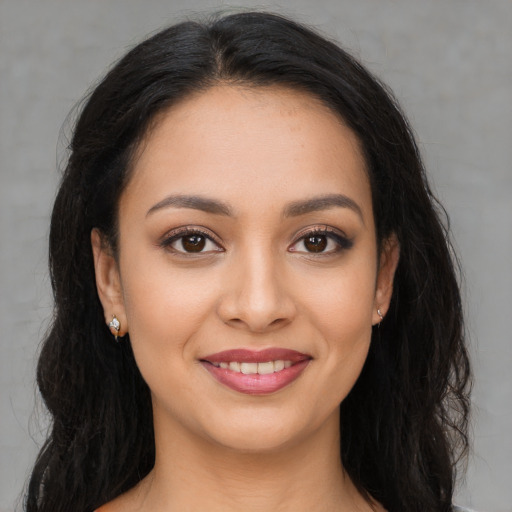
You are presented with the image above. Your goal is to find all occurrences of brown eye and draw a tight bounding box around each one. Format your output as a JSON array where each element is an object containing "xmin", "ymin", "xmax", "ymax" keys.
[
  {"xmin": 289, "ymin": 228, "xmax": 353, "ymax": 255},
  {"xmin": 304, "ymin": 235, "xmax": 328, "ymax": 253},
  {"xmin": 181, "ymin": 234, "xmax": 206, "ymax": 252},
  {"xmin": 162, "ymin": 229, "xmax": 223, "ymax": 255}
]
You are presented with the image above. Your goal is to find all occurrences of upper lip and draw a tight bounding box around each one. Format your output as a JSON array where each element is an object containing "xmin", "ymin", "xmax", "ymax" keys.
[{"xmin": 201, "ymin": 348, "xmax": 311, "ymax": 364}]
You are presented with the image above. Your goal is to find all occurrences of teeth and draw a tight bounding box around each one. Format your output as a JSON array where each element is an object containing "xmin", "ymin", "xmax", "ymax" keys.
[
  {"xmin": 213, "ymin": 360, "xmax": 294, "ymax": 374},
  {"xmin": 240, "ymin": 362, "xmax": 258, "ymax": 374},
  {"xmin": 257, "ymin": 361, "xmax": 275, "ymax": 375},
  {"xmin": 274, "ymin": 360, "xmax": 285, "ymax": 372},
  {"xmin": 229, "ymin": 361, "xmax": 241, "ymax": 372}
]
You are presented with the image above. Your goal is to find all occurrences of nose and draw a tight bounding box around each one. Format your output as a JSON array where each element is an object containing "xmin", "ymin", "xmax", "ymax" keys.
[{"xmin": 216, "ymin": 249, "xmax": 297, "ymax": 333}]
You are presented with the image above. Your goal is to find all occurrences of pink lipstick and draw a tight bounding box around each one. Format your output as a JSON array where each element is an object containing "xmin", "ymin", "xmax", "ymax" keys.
[{"xmin": 200, "ymin": 348, "xmax": 311, "ymax": 395}]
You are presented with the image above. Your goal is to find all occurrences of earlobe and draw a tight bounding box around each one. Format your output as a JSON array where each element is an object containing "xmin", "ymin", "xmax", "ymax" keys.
[
  {"xmin": 91, "ymin": 229, "xmax": 128, "ymax": 336},
  {"xmin": 373, "ymin": 234, "xmax": 400, "ymax": 325}
]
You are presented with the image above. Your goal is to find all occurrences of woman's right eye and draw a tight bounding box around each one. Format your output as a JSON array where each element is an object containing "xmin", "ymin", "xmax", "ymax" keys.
[{"xmin": 161, "ymin": 230, "xmax": 223, "ymax": 254}]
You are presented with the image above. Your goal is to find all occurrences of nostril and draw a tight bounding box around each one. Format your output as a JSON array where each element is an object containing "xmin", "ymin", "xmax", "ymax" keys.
[
  {"xmin": 225, "ymin": 318, "xmax": 245, "ymax": 328},
  {"xmin": 216, "ymin": 284, "xmax": 297, "ymax": 333}
]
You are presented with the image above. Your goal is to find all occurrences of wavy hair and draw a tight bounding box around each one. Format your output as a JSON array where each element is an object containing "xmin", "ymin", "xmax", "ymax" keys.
[{"xmin": 26, "ymin": 11, "xmax": 471, "ymax": 512}]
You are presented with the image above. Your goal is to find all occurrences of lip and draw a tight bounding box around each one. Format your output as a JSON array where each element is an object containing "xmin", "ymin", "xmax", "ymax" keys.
[
  {"xmin": 201, "ymin": 348, "xmax": 310, "ymax": 364},
  {"xmin": 200, "ymin": 348, "xmax": 312, "ymax": 395}
]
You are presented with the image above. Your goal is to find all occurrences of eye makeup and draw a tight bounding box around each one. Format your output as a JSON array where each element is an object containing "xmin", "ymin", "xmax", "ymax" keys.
[
  {"xmin": 289, "ymin": 226, "xmax": 353, "ymax": 255},
  {"xmin": 158, "ymin": 226, "xmax": 224, "ymax": 255},
  {"xmin": 158, "ymin": 224, "xmax": 353, "ymax": 257}
]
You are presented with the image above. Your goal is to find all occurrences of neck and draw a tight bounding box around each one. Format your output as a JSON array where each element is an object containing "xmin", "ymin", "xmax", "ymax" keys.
[{"xmin": 125, "ymin": 408, "xmax": 376, "ymax": 512}]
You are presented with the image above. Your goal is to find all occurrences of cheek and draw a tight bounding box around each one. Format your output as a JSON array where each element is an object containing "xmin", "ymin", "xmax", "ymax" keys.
[
  {"xmin": 305, "ymin": 259, "xmax": 377, "ymax": 342},
  {"xmin": 118, "ymin": 251, "xmax": 219, "ymax": 371},
  {"xmin": 297, "ymin": 254, "xmax": 377, "ymax": 399}
]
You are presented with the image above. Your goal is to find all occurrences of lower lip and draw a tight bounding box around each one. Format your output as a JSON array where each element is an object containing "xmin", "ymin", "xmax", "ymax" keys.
[{"xmin": 201, "ymin": 360, "xmax": 310, "ymax": 395}]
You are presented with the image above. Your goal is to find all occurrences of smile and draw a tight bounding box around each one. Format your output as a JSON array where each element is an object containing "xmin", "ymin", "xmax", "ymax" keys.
[
  {"xmin": 211, "ymin": 360, "xmax": 293, "ymax": 374},
  {"xmin": 200, "ymin": 348, "xmax": 311, "ymax": 395}
]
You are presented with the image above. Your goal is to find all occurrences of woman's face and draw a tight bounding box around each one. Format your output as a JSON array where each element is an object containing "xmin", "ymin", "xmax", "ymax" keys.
[{"xmin": 93, "ymin": 85, "xmax": 398, "ymax": 452}]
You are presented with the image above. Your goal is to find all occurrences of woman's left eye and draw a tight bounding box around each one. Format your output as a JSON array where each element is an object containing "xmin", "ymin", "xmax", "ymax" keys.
[{"xmin": 289, "ymin": 230, "xmax": 352, "ymax": 254}]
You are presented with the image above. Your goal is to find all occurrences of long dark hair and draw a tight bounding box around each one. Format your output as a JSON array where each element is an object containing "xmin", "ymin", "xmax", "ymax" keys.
[{"xmin": 26, "ymin": 11, "xmax": 471, "ymax": 512}]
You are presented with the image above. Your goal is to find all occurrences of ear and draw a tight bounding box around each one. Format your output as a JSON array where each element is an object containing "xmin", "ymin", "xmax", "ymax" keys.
[
  {"xmin": 91, "ymin": 228, "xmax": 128, "ymax": 336},
  {"xmin": 372, "ymin": 234, "xmax": 400, "ymax": 325}
]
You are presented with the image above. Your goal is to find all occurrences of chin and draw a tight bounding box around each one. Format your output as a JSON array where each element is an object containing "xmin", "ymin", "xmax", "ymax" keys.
[
  {"xmin": 208, "ymin": 426, "xmax": 305, "ymax": 454},
  {"xmin": 198, "ymin": 404, "xmax": 337, "ymax": 455}
]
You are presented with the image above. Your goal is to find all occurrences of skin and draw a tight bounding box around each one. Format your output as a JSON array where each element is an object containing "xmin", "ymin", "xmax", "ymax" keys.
[{"xmin": 92, "ymin": 85, "xmax": 399, "ymax": 512}]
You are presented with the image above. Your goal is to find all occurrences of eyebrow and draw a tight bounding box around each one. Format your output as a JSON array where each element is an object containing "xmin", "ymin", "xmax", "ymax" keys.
[
  {"xmin": 146, "ymin": 193, "xmax": 363, "ymax": 221},
  {"xmin": 283, "ymin": 194, "xmax": 363, "ymax": 220},
  {"xmin": 146, "ymin": 195, "xmax": 233, "ymax": 217}
]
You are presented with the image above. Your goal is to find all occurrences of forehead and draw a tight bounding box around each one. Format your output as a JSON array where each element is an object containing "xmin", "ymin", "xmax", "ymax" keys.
[{"xmin": 123, "ymin": 84, "xmax": 372, "ymax": 222}]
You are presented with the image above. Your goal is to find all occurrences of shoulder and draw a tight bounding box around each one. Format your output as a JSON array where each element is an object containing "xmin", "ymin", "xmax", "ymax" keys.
[{"xmin": 453, "ymin": 506, "xmax": 478, "ymax": 512}]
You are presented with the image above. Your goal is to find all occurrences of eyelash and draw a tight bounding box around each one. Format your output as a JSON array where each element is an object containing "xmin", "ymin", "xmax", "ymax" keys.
[
  {"xmin": 289, "ymin": 227, "xmax": 353, "ymax": 255},
  {"xmin": 159, "ymin": 227, "xmax": 222, "ymax": 255},
  {"xmin": 159, "ymin": 226, "xmax": 353, "ymax": 256}
]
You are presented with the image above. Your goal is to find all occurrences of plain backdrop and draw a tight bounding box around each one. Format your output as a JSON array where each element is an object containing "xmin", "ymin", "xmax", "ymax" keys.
[{"xmin": 1, "ymin": 1, "xmax": 511, "ymax": 511}]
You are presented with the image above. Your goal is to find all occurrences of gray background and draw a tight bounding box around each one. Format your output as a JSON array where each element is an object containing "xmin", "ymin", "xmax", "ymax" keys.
[{"xmin": 1, "ymin": 1, "xmax": 511, "ymax": 511}]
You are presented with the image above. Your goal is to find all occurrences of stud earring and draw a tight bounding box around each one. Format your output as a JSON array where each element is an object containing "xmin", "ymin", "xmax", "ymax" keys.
[
  {"xmin": 377, "ymin": 309, "xmax": 384, "ymax": 322},
  {"xmin": 108, "ymin": 315, "xmax": 121, "ymax": 342}
]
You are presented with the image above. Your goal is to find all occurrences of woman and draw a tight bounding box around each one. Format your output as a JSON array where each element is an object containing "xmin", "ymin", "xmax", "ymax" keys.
[{"xmin": 26, "ymin": 11, "xmax": 471, "ymax": 512}]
